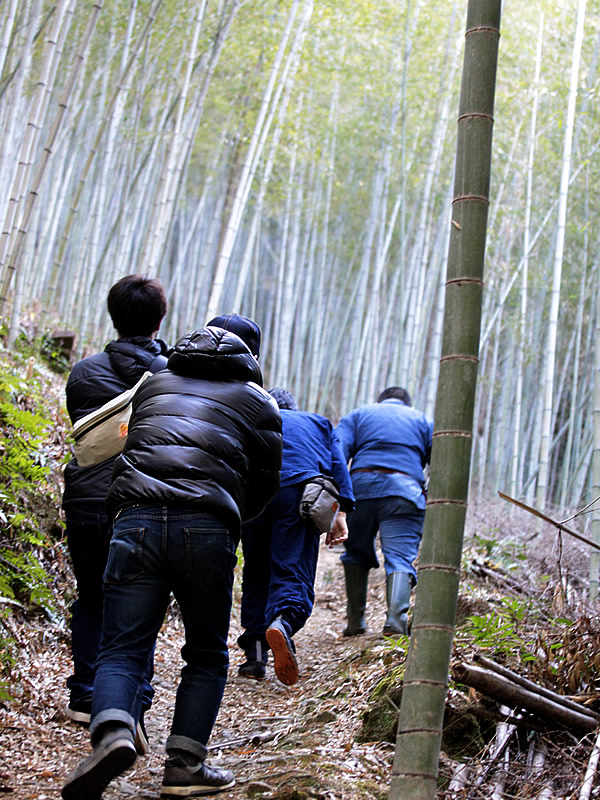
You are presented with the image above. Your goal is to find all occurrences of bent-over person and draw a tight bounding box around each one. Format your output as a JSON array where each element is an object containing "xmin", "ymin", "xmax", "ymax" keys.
[{"xmin": 62, "ymin": 322, "xmax": 282, "ymax": 800}]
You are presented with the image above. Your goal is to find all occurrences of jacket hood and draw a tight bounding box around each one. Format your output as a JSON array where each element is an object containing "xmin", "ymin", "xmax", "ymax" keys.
[
  {"xmin": 167, "ymin": 327, "xmax": 263, "ymax": 386},
  {"xmin": 105, "ymin": 337, "xmax": 168, "ymax": 382}
]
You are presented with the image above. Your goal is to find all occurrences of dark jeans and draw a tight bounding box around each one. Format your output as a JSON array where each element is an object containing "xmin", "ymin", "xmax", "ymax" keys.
[
  {"xmin": 239, "ymin": 484, "xmax": 319, "ymax": 653},
  {"xmin": 65, "ymin": 504, "xmax": 154, "ymax": 709},
  {"xmin": 90, "ymin": 506, "xmax": 237, "ymax": 758},
  {"xmin": 341, "ymin": 495, "xmax": 425, "ymax": 580}
]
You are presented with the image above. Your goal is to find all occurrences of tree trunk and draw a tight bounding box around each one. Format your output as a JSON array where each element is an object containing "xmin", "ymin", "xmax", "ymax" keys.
[{"xmin": 389, "ymin": 3, "xmax": 501, "ymax": 798}]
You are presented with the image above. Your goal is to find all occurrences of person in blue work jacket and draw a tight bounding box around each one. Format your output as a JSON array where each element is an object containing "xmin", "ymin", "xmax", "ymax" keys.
[
  {"xmin": 335, "ymin": 386, "xmax": 433, "ymax": 637},
  {"xmin": 238, "ymin": 387, "xmax": 355, "ymax": 686}
]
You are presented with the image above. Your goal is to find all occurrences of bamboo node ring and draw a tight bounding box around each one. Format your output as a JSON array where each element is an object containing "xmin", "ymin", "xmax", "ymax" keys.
[
  {"xmin": 417, "ymin": 564, "xmax": 460, "ymax": 574},
  {"xmin": 457, "ymin": 112, "xmax": 494, "ymax": 123},
  {"xmin": 438, "ymin": 354, "xmax": 479, "ymax": 363},
  {"xmin": 395, "ymin": 728, "xmax": 444, "ymax": 736},
  {"xmin": 391, "ymin": 771, "xmax": 438, "ymax": 781},
  {"xmin": 465, "ymin": 25, "xmax": 500, "ymax": 36},
  {"xmin": 445, "ymin": 277, "xmax": 483, "ymax": 286},
  {"xmin": 402, "ymin": 678, "xmax": 449, "ymax": 687},
  {"xmin": 452, "ymin": 194, "xmax": 489, "ymax": 204}
]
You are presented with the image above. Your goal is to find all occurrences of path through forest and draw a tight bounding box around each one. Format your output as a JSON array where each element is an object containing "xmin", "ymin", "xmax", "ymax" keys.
[{"xmin": 1, "ymin": 543, "xmax": 394, "ymax": 800}]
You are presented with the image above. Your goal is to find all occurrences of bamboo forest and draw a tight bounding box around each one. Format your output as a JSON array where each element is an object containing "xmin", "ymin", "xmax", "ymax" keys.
[
  {"xmin": 0, "ymin": 0, "xmax": 598, "ymax": 511},
  {"xmin": 3, "ymin": 1, "xmax": 600, "ymax": 798}
]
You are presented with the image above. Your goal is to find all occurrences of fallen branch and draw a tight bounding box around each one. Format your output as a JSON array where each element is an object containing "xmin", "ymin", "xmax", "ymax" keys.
[
  {"xmin": 474, "ymin": 656, "xmax": 600, "ymax": 722},
  {"xmin": 208, "ymin": 725, "xmax": 289, "ymax": 750},
  {"xmin": 470, "ymin": 559, "xmax": 526, "ymax": 593},
  {"xmin": 498, "ymin": 492, "xmax": 600, "ymax": 551},
  {"xmin": 453, "ymin": 663, "xmax": 599, "ymax": 732}
]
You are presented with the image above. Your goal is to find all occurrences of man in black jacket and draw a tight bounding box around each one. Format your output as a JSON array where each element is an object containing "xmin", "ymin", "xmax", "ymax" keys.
[
  {"xmin": 62, "ymin": 321, "xmax": 282, "ymax": 800},
  {"xmin": 62, "ymin": 275, "xmax": 168, "ymax": 733}
]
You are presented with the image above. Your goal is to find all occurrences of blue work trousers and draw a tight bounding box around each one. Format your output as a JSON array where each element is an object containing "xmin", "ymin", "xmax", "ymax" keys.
[
  {"xmin": 239, "ymin": 484, "xmax": 319, "ymax": 652},
  {"xmin": 65, "ymin": 504, "xmax": 154, "ymax": 709},
  {"xmin": 90, "ymin": 506, "xmax": 236, "ymax": 758},
  {"xmin": 341, "ymin": 496, "xmax": 425, "ymax": 581}
]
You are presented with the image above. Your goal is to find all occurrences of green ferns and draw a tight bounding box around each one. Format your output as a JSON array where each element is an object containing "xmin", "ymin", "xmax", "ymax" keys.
[{"xmin": 0, "ymin": 365, "xmax": 66, "ymax": 692}]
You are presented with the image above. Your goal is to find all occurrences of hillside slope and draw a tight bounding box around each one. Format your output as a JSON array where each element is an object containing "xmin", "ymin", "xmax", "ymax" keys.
[{"xmin": 1, "ymin": 352, "xmax": 599, "ymax": 799}]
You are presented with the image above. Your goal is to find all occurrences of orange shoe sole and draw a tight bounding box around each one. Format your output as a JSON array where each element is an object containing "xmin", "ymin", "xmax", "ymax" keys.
[{"xmin": 265, "ymin": 626, "xmax": 299, "ymax": 686}]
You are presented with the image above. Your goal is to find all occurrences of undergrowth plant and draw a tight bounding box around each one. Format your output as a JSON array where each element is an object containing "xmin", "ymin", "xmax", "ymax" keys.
[
  {"xmin": 0, "ymin": 358, "xmax": 67, "ymax": 697},
  {"xmin": 457, "ymin": 597, "xmax": 539, "ymax": 662}
]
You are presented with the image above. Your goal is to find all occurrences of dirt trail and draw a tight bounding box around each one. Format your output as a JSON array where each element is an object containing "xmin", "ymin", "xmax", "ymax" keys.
[{"xmin": 1, "ymin": 543, "xmax": 394, "ymax": 800}]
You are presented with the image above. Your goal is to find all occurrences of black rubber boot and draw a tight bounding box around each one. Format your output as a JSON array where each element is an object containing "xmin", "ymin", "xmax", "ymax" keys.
[
  {"xmin": 342, "ymin": 563, "xmax": 369, "ymax": 636},
  {"xmin": 382, "ymin": 571, "xmax": 413, "ymax": 636}
]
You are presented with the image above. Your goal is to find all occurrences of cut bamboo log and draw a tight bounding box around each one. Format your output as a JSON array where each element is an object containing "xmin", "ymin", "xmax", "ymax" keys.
[
  {"xmin": 453, "ymin": 663, "xmax": 599, "ymax": 732},
  {"xmin": 490, "ymin": 746, "xmax": 509, "ymax": 800},
  {"xmin": 536, "ymin": 775, "xmax": 556, "ymax": 797},
  {"xmin": 474, "ymin": 656, "xmax": 600, "ymax": 722},
  {"xmin": 448, "ymin": 761, "xmax": 469, "ymax": 795},
  {"xmin": 469, "ymin": 705, "xmax": 519, "ymax": 797},
  {"xmin": 579, "ymin": 728, "xmax": 600, "ymax": 800}
]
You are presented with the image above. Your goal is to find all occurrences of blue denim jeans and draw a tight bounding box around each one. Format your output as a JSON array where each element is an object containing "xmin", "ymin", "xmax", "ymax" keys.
[
  {"xmin": 341, "ymin": 496, "xmax": 425, "ymax": 580},
  {"xmin": 239, "ymin": 484, "xmax": 319, "ymax": 652},
  {"xmin": 90, "ymin": 506, "xmax": 237, "ymax": 758},
  {"xmin": 65, "ymin": 504, "xmax": 154, "ymax": 709}
]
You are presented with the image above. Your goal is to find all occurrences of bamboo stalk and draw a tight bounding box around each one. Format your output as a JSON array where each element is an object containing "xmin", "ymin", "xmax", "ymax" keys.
[
  {"xmin": 536, "ymin": 0, "xmax": 587, "ymax": 509},
  {"xmin": 390, "ymin": 4, "xmax": 502, "ymax": 798},
  {"xmin": 206, "ymin": 0, "xmax": 306, "ymax": 320}
]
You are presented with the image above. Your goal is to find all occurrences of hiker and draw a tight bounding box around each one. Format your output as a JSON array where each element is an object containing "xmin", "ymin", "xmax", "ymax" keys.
[
  {"xmin": 237, "ymin": 387, "xmax": 354, "ymax": 686},
  {"xmin": 335, "ymin": 387, "xmax": 433, "ymax": 637},
  {"xmin": 61, "ymin": 318, "xmax": 282, "ymax": 799},
  {"xmin": 62, "ymin": 275, "xmax": 169, "ymax": 735}
]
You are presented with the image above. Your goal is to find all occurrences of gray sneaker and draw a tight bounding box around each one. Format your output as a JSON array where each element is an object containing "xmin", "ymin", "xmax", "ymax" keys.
[
  {"xmin": 61, "ymin": 726, "xmax": 136, "ymax": 800},
  {"xmin": 160, "ymin": 756, "xmax": 235, "ymax": 796}
]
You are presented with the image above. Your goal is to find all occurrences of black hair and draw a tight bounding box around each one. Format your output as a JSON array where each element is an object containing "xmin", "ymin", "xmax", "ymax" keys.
[
  {"xmin": 376, "ymin": 386, "xmax": 411, "ymax": 405},
  {"xmin": 107, "ymin": 274, "xmax": 167, "ymax": 337},
  {"xmin": 268, "ymin": 387, "xmax": 298, "ymax": 410}
]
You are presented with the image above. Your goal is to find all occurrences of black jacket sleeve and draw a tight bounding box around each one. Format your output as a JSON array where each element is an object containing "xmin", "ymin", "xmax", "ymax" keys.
[{"xmin": 243, "ymin": 396, "xmax": 282, "ymax": 522}]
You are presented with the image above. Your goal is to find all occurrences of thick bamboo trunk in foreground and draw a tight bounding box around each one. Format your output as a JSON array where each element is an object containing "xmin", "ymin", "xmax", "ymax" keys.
[{"xmin": 389, "ymin": 3, "xmax": 501, "ymax": 799}]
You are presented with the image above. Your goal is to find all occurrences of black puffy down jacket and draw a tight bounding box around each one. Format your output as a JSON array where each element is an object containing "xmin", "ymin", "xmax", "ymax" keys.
[
  {"xmin": 106, "ymin": 327, "xmax": 282, "ymax": 534},
  {"xmin": 62, "ymin": 337, "xmax": 169, "ymax": 509}
]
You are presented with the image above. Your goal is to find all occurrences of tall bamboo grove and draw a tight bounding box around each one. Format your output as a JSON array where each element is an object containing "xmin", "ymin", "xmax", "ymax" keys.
[{"xmin": 389, "ymin": 2, "xmax": 501, "ymax": 799}]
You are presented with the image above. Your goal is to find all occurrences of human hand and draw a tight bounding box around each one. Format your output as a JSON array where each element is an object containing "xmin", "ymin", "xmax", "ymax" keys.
[{"xmin": 326, "ymin": 511, "xmax": 348, "ymax": 548}]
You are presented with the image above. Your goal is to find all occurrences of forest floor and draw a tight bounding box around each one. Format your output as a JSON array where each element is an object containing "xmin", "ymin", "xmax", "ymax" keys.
[
  {"xmin": 2, "ymin": 541, "xmax": 399, "ymax": 800},
  {"xmin": 2, "ymin": 355, "xmax": 600, "ymax": 799},
  {"xmin": 4, "ymin": 503, "xmax": 600, "ymax": 800}
]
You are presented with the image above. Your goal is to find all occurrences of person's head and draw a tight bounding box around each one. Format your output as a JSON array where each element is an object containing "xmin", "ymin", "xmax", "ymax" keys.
[
  {"xmin": 207, "ymin": 313, "xmax": 261, "ymax": 358},
  {"xmin": 268, "ymin": 387, "xmax": 298, "ymax": 410},
  {"xmin": 376, "ymin": 386, "xmax": 411, "ymax": 406},
  {"xmin": 107, "ymin": 274, "xmax": 167, "ymax": 337}
]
